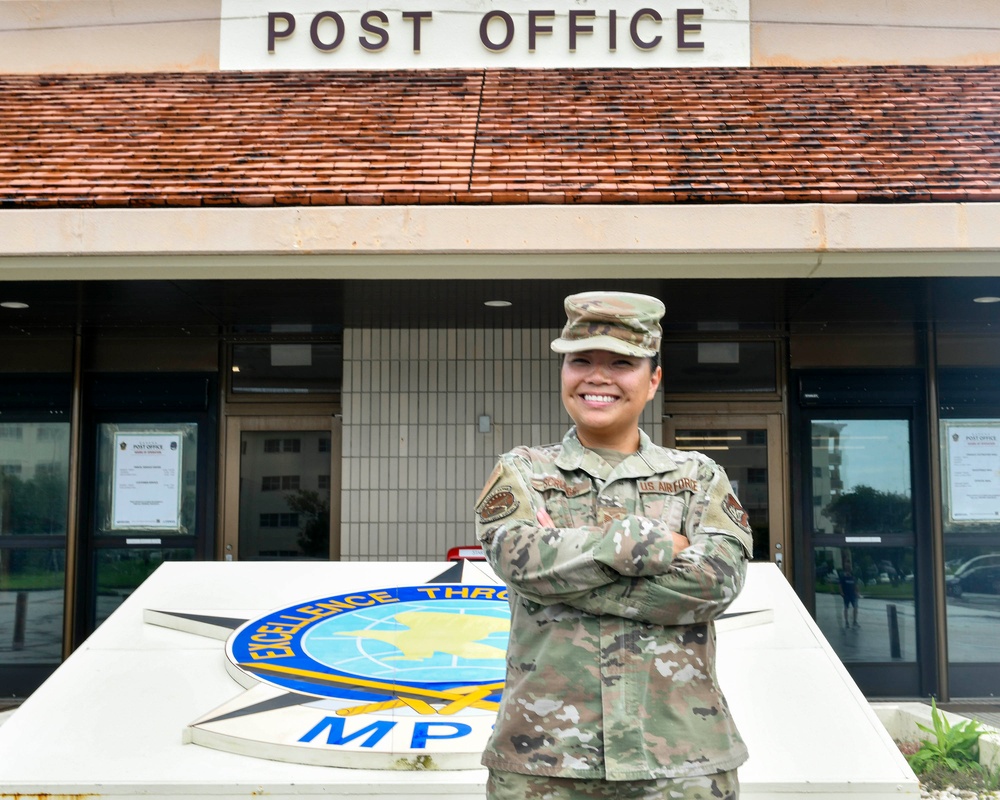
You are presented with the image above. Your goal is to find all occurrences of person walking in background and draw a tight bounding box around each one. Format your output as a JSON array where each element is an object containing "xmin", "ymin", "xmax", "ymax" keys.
[
  {"xmin": 840, "ymin": 564, "xmax": 860, "ymax": 628},
  {"xmin": 474, "ymin": 291, "xmax": 753, "ymax": 800}
]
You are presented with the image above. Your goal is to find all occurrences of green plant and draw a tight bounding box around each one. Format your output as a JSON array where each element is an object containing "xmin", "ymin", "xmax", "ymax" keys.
[{"xmin": 906, "ymin": 697, "xmax": 984, "ymax": 776}]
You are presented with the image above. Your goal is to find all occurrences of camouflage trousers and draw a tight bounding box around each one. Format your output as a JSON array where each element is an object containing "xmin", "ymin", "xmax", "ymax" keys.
[{"xmin": 486, "ymin": 768, "xmax": 739, "ymax": 800}]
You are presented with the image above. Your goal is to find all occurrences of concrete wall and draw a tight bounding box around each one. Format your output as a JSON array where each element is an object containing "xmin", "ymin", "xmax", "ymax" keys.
[
  {"xmin": 0, "ymin": 0, "xmax": 221, "ymax": 72},
  {"xmin": 0, "ymin": 0, "xmax": 998, "ymax": 73},
  {"xmin": 751, "ymin": 0, "xmax": 1000, "ymax": 66},
  {"xmin": 340, "ymin": 326, "xmax": 663, "ymax": 560}
]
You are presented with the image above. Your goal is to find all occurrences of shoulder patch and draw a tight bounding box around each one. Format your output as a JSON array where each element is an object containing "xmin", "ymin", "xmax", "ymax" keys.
[
  {"xmin": 721, "ymin": 493, "xmax": 752, "ymax": 535},
  {"xmin": 477, "ymin": 486, "xmax": 520, "ymax": 524}
]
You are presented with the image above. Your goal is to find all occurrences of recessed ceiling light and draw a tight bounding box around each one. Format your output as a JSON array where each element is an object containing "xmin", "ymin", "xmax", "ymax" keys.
[
  {"xmin": 484, "ymin": 300, "xmax": 512, "ymax": 308},
  {"xmin": 0, "ymin": 301, "xmax": 28, "ymax": 309},
  {"xmin": 231, "ymin": 366, "xmax": 241, "ymax": 373},
  {"xmin": 973, "ymin": 296, "xmax": 1000, "ymax": 304}
]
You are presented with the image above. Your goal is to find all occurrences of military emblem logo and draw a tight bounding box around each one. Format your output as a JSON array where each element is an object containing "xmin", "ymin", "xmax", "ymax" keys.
[
  {"xmin": 722, "ymin": 493, "xmax": 752, "ymax": 535},
  {"xmin": 227, "ymin": 585, "xmax": 509, "ymax": 708},
  {"xmin": 146, "ymin": 573, "xmax": 510, "ymax": 770},
  {"xmin": 477, "ymin": 486, "xmax": 519, "ymax": 523}
]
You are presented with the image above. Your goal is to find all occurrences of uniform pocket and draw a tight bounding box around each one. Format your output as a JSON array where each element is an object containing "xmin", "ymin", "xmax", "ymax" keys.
[
  {"xmin": 530, "ymin": 475, "xmax": 594, "ymax": 528},
  {"xmin": 635, "ymin": 485, "xmax": 691, "ymax": 533}
]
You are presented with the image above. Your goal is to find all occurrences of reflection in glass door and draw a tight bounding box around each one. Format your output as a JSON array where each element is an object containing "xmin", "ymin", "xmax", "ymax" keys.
[
  {"xmin": 239, "ymin": 431, "xmax": 331, "ymax": 560},
  {"xmin": 0, "ymin": 420, "xmax": 70, "ymax": 693},
  {"xmin": 224, "ymin": 417, "xmax": 341, "ymax": 562},
  {"xmin": 807, "ymin": 419, "xmax": 917, "ymax": 668}
]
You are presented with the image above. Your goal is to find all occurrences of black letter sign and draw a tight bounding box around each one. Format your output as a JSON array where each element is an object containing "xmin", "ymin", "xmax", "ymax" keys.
[
  {"xmin": 528, "ymin": 10, "xmax": 555, "ymax": 51},
  {"xmin": 402, "ymin": 11, "xmax": 433, "ymax": 52},
  {"xmin": 677, "ymin": 8, "xmax": 704, "ymax": 50},
  {"xmin": 630, "ymin": 8, "xmax": 662, "ymax": 50},
  {"xmin": 310, "ymin": 11, "xmax": 345, "ymax": 51},
  {"xmin": 268, "ymin": 12, "xmax": 296, "ymax": 53},
  {"xmin": 480, "ymin": 10, "xmax": 514, "ymax": 52},
  {"xmin": 360, "ymin": 10, "xmax": 390, "ymax": 51},
  {"xmin": 569, "ymin": 10, "xmax": 595, "ymax": 51}
]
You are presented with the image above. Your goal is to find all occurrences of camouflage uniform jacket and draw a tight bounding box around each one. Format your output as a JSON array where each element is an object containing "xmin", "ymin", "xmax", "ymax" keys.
[{"xmin": 474, "ymin": 427, "xmax": 753, "ymax": 781}]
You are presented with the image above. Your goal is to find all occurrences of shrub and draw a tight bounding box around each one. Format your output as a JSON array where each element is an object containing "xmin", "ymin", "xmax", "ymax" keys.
[
  {"xmin": 904, "ymin": 698, "xmax": 1000, "ymax": 792},
  {"xmin": 906, "ymin": 697, "xmax": 983, "ymax": 776}
]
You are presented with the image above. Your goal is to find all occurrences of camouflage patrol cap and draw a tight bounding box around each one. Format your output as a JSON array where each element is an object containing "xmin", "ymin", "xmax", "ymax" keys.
[{"xmin": 551, "ymin": 291, "xmax": 665, "ymax": 358}]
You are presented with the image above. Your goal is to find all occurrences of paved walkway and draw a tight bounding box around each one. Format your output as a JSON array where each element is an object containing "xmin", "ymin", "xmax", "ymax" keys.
[{"xmin": 939, "ymin": 702, "xmax": 1000, "ymax": 729}]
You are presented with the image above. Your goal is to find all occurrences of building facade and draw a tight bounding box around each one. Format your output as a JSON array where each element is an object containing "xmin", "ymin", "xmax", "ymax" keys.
[{"xmin": 1, "ymin": 1, "xmax": 999, "ymax": 702}]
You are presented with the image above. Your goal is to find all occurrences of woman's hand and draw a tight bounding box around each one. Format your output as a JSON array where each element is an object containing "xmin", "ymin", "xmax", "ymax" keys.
[{"xmin": 536, "ymin": 508, "xmax": 555, "ymax": 527}]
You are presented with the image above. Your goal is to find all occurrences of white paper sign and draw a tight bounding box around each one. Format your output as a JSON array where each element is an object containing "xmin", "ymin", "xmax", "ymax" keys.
[
  {"xmin": 946, "ymin": 423, "xmax": 1000, "ymax": 522},
  {"xmin": 112, "ymin": 434, "xmax": 183, "ymax": 530}
]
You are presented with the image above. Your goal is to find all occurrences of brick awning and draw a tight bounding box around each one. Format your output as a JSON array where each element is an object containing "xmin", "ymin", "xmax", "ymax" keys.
[{"xmin": 1, "ymin": 66, "xmax": 999, "ymax": 207}]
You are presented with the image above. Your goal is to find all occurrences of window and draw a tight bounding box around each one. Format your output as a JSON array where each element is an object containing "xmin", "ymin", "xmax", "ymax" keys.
[
  {"xmin": 662, "ymin": 341, "xmax": 777, "ymax": 395},
  {"xmin": 34, "ymin": 464, "xmax": 62, "ymax": 479},
  {"xmin": 263, "ymin": 438, "xmax": 301, "ymax": 453},
  {"xmin": 261, "ymin": 475, "xmax": 301, "ymax": 491},
  {"xmin": 317, "ymin": 474, "xmax": 331, "ymax": 490},
  {"xmin": 259, "ymin": 513, "xmax": 300, "ymax": 528},
  {"xmin": 318, "ymin": 437, "xmax": 331, "ymax": 453},
  {"xmin": 0, "ymin": 425, "xmax": 23, "ymax": 440},
  {"xmin": 229, "ymin": 340, "xmax": 342, "ymax": 397}
]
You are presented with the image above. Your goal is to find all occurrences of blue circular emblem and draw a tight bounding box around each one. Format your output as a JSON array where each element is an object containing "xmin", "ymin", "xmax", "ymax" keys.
[{"xmin": 227, "ymin": 585, "xmax": 509, "ymax": 705}]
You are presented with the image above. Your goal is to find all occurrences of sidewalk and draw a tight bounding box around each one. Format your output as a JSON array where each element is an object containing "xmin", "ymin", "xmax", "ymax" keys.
[{"xmin": 940, "ymin": 702, "xmax": 1000, "ymax": 730}]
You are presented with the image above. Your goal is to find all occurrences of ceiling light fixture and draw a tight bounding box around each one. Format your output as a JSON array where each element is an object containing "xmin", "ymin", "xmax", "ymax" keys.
[
  {"xmin": 0, "ymin": 301, "xmax": 28, "ymax": 309},
  {"xmin": 973, "ymin": 296, "xmax": 1000, "ymax": 304},
  {"xmin": 484, "ymin": 300, "xmax": 512, "ymax": 308}
]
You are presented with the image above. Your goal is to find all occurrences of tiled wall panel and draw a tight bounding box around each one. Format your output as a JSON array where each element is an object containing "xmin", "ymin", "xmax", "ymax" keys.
[{"xmin": 341, "ymin": 327, "xmax": 662, "ymax": 561}]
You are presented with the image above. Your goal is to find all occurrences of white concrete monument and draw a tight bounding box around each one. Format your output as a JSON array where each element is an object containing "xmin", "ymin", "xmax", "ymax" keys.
[{"xmin": 0, "ymin": 561, "xmax": 918, "ymax": 798}]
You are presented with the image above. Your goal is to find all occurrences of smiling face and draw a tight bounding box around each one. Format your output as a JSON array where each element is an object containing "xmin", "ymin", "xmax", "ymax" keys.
[{"xmin": 560, "ymin": 350, "xmax": 662, "ymax": 452}]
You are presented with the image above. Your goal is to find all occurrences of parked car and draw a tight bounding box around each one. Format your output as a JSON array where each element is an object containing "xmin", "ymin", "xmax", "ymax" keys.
[{"xmin": 946, "ymin": 554, "xmax": 1000, "ymax": 598}]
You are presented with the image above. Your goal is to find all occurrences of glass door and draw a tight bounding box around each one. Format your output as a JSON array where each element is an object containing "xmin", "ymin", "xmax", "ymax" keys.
[
  {"xmin": 0, "ymin": 415, "xmax": 71, "ymax": 695},
  {"xmin": 938, "ymin": 368, "xmax": 1000, "ymax": 697},
  {"xmin": 810, "ymin": 417, "xmax": 917, "ymax": 648},
  {"xmin": 796, "ymin": 407, "xmax": 934, "ymax": 697},
  {"xmin": 664, "ymin": 414, "xmax": 787, "ymax": 572},
  {"xmin": 77, "ymin": 374, "xmax": 217, "ymax": 645},
  {"xmin": 223, "ymin": 416, "xmax": 342, "ymax": 561}
]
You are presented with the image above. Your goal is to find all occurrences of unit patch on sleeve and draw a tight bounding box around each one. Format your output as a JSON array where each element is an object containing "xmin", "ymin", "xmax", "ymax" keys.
[
  {"xmin": 721, "ymin": 493, "xmax": 752, "ymax": 535},
  {"xmin": 477, "ymin": 486, "xmax": 519, "ymax": 524}
]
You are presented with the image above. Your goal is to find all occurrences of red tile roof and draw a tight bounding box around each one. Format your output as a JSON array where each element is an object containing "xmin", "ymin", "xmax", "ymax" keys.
[{"xmin": 1, "ymin": 66, "xmax": 998, "ymax": 207}]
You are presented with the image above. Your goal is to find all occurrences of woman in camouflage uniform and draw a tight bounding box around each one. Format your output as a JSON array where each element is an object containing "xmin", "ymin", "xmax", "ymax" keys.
[{"xmin": 475, "ymin": 291, "xmax": 753, "ymax": 799}]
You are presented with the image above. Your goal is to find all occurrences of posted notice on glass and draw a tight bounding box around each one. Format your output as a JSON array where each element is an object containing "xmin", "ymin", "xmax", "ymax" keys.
[
  {"xmin": 112, "ymin": 433, "xmax": 183, "ymax": 529},
  {"xmin": 946, "ymin": 423, "xmax": 1000, "ymax": 522}
]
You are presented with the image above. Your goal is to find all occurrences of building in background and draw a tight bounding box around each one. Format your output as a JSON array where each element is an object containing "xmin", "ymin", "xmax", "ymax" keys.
[{"xmin": 1, "ymin": 1, "xmax": 999, "ymax": 702}]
